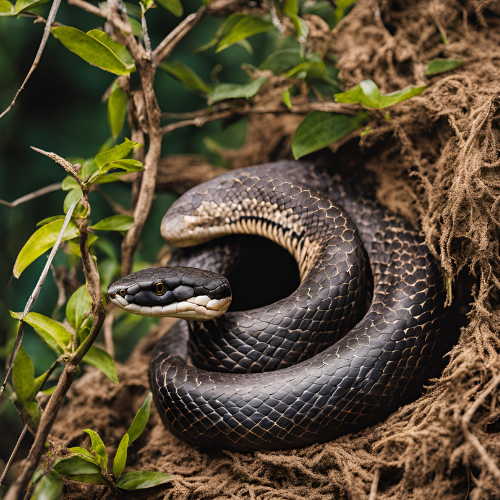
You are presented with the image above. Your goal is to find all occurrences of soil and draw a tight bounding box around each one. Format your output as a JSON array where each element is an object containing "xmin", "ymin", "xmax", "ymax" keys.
[{"xmin": 53, "ymin": 0, "xmax": 500, "ymax": 498}]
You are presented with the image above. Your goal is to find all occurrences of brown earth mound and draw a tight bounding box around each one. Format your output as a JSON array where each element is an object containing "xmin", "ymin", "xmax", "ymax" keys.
[{"xmin": 53, "ymin": 0, "xmax": 500, "ymax": 498}]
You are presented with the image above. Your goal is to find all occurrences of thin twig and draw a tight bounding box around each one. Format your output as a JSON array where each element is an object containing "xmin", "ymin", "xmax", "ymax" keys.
[
  {"xmin": 50, "ymin": 265, "xmax": 66, "ymax": 321},
  {"xmin": 30, "ymin": 148, "xmax": 85, "ymax": 190},
  {"xmin": 141, "ymin": 5, "xmax": 152, "ymax": 55},
  {"xmin": 152, "ymin": 7, "xmax": 207, "ymax": 66},
  {"xmin": 0, "ymin": 199, "xmax": 79, "ymax": 399},
  {"xmin": 0, "ymin": 183, "xmax": 62, "ymax": 208},
  {"xmin": 161, "ymin": 101, "xmax": 360, "ymax": 134},
  {"xmin": 269, "ymin": 0, "xmax": 285, "ymax": 36},
  {"xmin": 461, "ymin": 374, "xmax": 500, "ymax": 482},
  {"xmin": 0, "ymin": 0, "xmax": 62, "ymax": 120},
  {"xmin": 0, "ymin": 426, "xmax": 28, "ymax": 487}
]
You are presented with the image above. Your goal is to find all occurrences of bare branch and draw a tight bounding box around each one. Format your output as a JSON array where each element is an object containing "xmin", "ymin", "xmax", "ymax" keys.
[
  {"xmin": 368, "ymin": 467, "xmax": 381, "ymax": 500},
  {"xmin": 31, "ymin": 147, "xmax": 85, "ymax": 190},
  {"xmin": 0, "ymin": 425, "xmax": 28, "ymax": 487},
  {"xmin": 0, "ymin": 0, "xmax": 62, "ymax": 120},
  {"xmin": 0, "ymin": 183, "xmax": 61, "ymax": 208},
  {"xmin": 152, "ymin": 7, "xmax": 207, "ymax": 66}
]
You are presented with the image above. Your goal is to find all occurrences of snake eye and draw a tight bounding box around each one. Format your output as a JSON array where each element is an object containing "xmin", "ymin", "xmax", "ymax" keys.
[
  {"xmin": 154, "ymin": 282, "xmax": 165, "ymax": 296},
  {"xmin": 119, "ymin": 289, "xmax": 127, "ymax": 297}
]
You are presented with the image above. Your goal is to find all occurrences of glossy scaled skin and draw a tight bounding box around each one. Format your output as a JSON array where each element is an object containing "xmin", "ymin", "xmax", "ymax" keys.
[{"xmin": 150, "ymin": 162, "xmax": 449, "ymax": 451}]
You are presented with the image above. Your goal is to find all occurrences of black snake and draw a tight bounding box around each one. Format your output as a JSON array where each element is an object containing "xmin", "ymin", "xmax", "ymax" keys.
[{"xmin": 108, "ymin": 161, "xmax": 451, "ymax": 451}]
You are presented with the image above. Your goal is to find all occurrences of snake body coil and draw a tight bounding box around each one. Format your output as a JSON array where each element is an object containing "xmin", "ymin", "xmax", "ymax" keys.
[{"xmin": 109, "ymin": 161, "xmax": 450, "ymax": 451}]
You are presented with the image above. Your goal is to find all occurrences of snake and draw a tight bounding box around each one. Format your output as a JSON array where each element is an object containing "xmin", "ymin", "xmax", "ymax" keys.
[{"xmin": 108, "ymin": 161, "xmax": 451, "ymax": 451}]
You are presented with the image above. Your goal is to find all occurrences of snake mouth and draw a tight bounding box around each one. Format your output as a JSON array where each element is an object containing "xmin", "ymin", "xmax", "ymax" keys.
[{"xmin": 108, "ymin": 266, "xmax": 232, "ymax": 321}]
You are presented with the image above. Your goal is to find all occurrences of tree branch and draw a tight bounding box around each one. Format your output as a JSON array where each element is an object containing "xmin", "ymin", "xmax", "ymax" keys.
[
  {"xmin": 0, "ymin": 183, "xmax": 62, "ymax": 208},
  {"xmin": 0, "ymin": 0, "xmax": 62, "ymax": 120},
  {"xmin": 152, "ymin": 7, "xmax": 207, "ymax": 66}
]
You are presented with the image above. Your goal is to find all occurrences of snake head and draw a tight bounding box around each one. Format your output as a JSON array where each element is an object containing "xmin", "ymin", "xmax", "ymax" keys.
[{"xmin": 108, "ymin": 266, "xmax": 232, "ymax": 320}]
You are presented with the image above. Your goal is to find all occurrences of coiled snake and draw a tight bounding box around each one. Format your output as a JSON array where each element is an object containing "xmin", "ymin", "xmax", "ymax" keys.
[{"xmin": 108, "ymin": 161, "xmax": 450, "ymax": 451}]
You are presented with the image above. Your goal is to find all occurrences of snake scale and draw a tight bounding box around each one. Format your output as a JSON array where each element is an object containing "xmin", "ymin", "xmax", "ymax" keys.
[{"xmin": 108, "ymin": 161, "xmax": 451, "ymax": 451}]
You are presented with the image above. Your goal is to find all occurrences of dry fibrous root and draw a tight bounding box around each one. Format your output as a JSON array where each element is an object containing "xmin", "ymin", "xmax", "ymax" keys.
[{"xmin": 51, "ymin": 0, "xmax": 500, "ymax": 499}]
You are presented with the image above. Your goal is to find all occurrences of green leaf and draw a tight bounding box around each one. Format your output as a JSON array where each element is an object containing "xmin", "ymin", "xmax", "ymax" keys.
[
  {"xmin": 160, "ymin": 61, "xmax": 213, "ymax": 95},
  {"xmin": 116, "ymin": 471, "xmax": 172, "ymax": 490},
  {"xmin": 126, "ymin": 392, "xmax": 152, "ymax": 443},
  {"xmin": 22, "ymin": 400, "xmax": 42, "ymax": 429},
  {"xmin": 36, "ymin": 216, "xmax": 65, "ymax": 227},
  {"xmin": 10, "ymin": 311, "xmax": 72, "ymax": 354},
  {"xmin": 292, "ymin": 111, "xmax": 370, "ymax": 159},
  {"xmin": 63, "ymin": 188, "xmax": 83, "ymax": 214},
  {"xmin": 13, "ymin": 0, "xmax": 50, "ymax": 14},
  {"xmin": 64, "ymin": 474, "xmax": 107, "ymax": 485},
  {"xmin": 89, "ymin": 215, "xmax": 134, "ymax": 232},
  {"xmin": 81, "ymin": 159, "xmax": 99, "ymax": 182},
  {"xmin": 195, "ymin": 14, "xmax": 245, "ymax": 53},
  {"xmin": 66, "ymin": 285, "xmax": 92, "ymax": 333},
  {"xmin": 54, "ymin": 456, "xmax": 101, "ymax": 476},
  {"xmin": 32, "ymin": 470, "xmax": 63, "ymax": 500},
  {"xmin": 67, "ymin": 233, "xmax": 98, "ymax": 258},
  {"xmin": 286, "ymin": 61, "xmax": 332, "ymax": 83},
  {"xmin": 425, "ymin": 58, "xmax": 463, "ymax": 76},
  {"xmin": 98, "ymin": 159, "xmax": 144, "ymax": 174},
  {"xmin": 34, "ymin": 369, "xmax": 51, "ymax": 395},
  {"xmin": 289, "ymin": 15, "xmax": 308, "ymax": 42},
  {"xmin": 13, "ymin": 346, "xmax": 36, "ymax": 405},
  {"xmin": 281, "ymin": 89, "xmax": 292, "ymax": 110},
  {"xmin": 217, "ymin": 15, "xmax": 273, "ymax": 52},
  {"xmin": 69, "ymin": 447, "xmax": 99, "ymax": 464},
  {"xmin": 332, "ymin": 0, "xmax": 356, "ymax": 26},
  {"xmin": 51, "ymin": 27, "xmax": 132, "ymax": 76},
  {"xmin": 208, "ymin": 77, "xmax": 268, "ymax": 104},
  {"xmin": 156, "ymin": 0, "xmax": 182, "ymax": 16},
  {"xmin": 0, "ymin": 0, "xmax": 14, "ymax": 16},
  {"xmin": 61, "ymin": 176, "xmax": 80, "ymax": 191},
  {"xmin": 108, "ymin": 83, "xmax": 128, "ymax": 139},
  {"xmin": 84, "ymin": 429, "xmax": 108, "ymax": 470},
  {"xmin": 259, "ymin": 49, "xmax": 302, "ymax": 74},
  {"xmin": 112, "ymin": 433, "xmax": 129, "ymax": 478},
  {"xmin": 334, "ymin": 79, "xmax": 426, "ymax": 109},
  {"xmin": 82, "ymin": 346, "xmax": 119, "ymax": 384},
  {"xmin": 282, "ymin": 0, "xmax": 298, "ymax": 16},
  {"xmin": 13, "ymin": 219, "xmax": 79, "ymax": 278},
  {"xmin": 95, "ymin": 138, "xmax": 137, "ymax": 169},
  {"xmin": 87, "ymin": 29, "xmax": 135, "ymax": 67}
]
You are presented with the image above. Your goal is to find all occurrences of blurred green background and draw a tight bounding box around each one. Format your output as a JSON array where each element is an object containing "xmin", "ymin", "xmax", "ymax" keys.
[{"xmin": 0, "ymin": 0, "xmax": 296, "ymax": 469}]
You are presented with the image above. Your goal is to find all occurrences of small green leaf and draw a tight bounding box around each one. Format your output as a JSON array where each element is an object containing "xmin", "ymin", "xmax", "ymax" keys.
[
  {"xmin": 51, "ymin": 27, "xmax": 132, "ymax": 76},
  {"xmin": 63, "ymin": 188, "xmax": 83, "ymax": 214},
  {"xmin": 259, "ymin": 49, "xmax": 302, "ymax": 74},
  {"xmin": 282, "ymin": 89, "xmax": 292, "ymax": 110},
  {"xmin": 67, "ymin": 233, "xmax": 99, "ymax": 258},
  {"xmin": 61, "ymin": 176, "xmax": 81, "ymax": 191},
  {"xmin": 332, "ymin": 0, "xmax": 356, "ymax": 26},
  {"xmin": 81, "ymin": 159, "xmax": 99, "ymax": 182},
  {"xmin": 67, "ymin": 474, "xmax": 108, "ymax": 484},
  {"xmin": 160, "ymin": 61, "xmax": 213, "ymax": 95},
  {"xmin": 22, "ymin": 400, "xmax": 42, "ymax": 430},
  {"xmin": 334, "ymin": 79, "xmax": 426, "ymax": 109},
  {"xmin": 54, "ymin": 456, "xmax": 101, "ymax": 476},
  {"xmin": 156, "ymin": 0, "xmax": 182, "ymax": 16},
  {"xmin": 95, "ymin": 139, "xmax": 137, "ymax": 169},
  {"xmin": 84, "ymin": 429, "xmax": 108, "ymax": 470},
  {"xmin": 89, "ymin": 215, "xmax": 134, "ymax": 232},
  {"xmin": 13, "ymin": 219, "xmax": 79, "ymax": 278},
  {"xmin": 98, "ymin": 159, "xmax": 144, "ymax": 174},
  {"xmin": 217, "ymin": 15, "xmax": 273, "ymax": 53},
  {"xmin": 116, "ymin": 471, "xmax": 172, "ymax": 490},
  {"xmin": 289, "ymin": 15, "xmax": 309, "ymax": 42},
  {"xmin": 208, "ymin": 77, "xmax": 268, "ymax": 104},
  {"xmin": 108, "ymin": 83, "xmax": 128, "ymax": 139},
  {"xmin": 87, "ymin": 29, "xmax": 135, "ymax": 67},
  {"xmin": 66, "ymin": 285, "xmax": 93, "ymax": 333},
  {"xmin": 13, "ymin": 346, "xmax": 36, "ymax": 405},
  {"xmin": 13, "ymin": 0, "xmax": 50, "ymax": 14},
  {"xmin": 195, "ymin": 14, "xmax": 245, "ymax": 53},
  {"xmin": 286, "ymin": 61, "xmax": 333, "ymax": 83},
  {"xmin": 126, "ymin": 392, "xmax": 152, "ymax": 443},
  {"xmin": 292, "ymin": 111, "xmax": 370, "ymax": 159},
  {"xmin": 425, "ymin": 58, "xmax": 463, "ymax": 76},
  {"xmin": 36, "ymin": 216, "xmax": 65, "ymax": 227},
  {"xmin": 32, "ymin": 470, "xmax": 63, "ymax": 500},
  {"xmin": 34, "ymin": 369, "xmax": 51, "ymax": 395},
  {"xmin": 82, "ymin": 347, "xmax": 119, "ymax": 384},
  {"xmin": 112, "ymin": 433, "xmax": 129, "ymax": 478},
  {"xmin": 282, "ymin": 0, "xmax": 298, "ymax": 16},
  {"xmin": 0, "ymin": 0, "xmax": 14, "ymax": 16},
  {"xmin": 10, "ymin": 311, "xmax": 72, "ymax": 354},
  {"xmin": 69, "ymin": 447, "xmax": 99, "ymax": 464}
]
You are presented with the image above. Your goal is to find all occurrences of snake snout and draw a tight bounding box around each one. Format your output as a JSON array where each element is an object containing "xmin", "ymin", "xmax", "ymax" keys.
[{"xmin": 108, "ymin": 266, "xmax": 232, "ymax": 320}]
